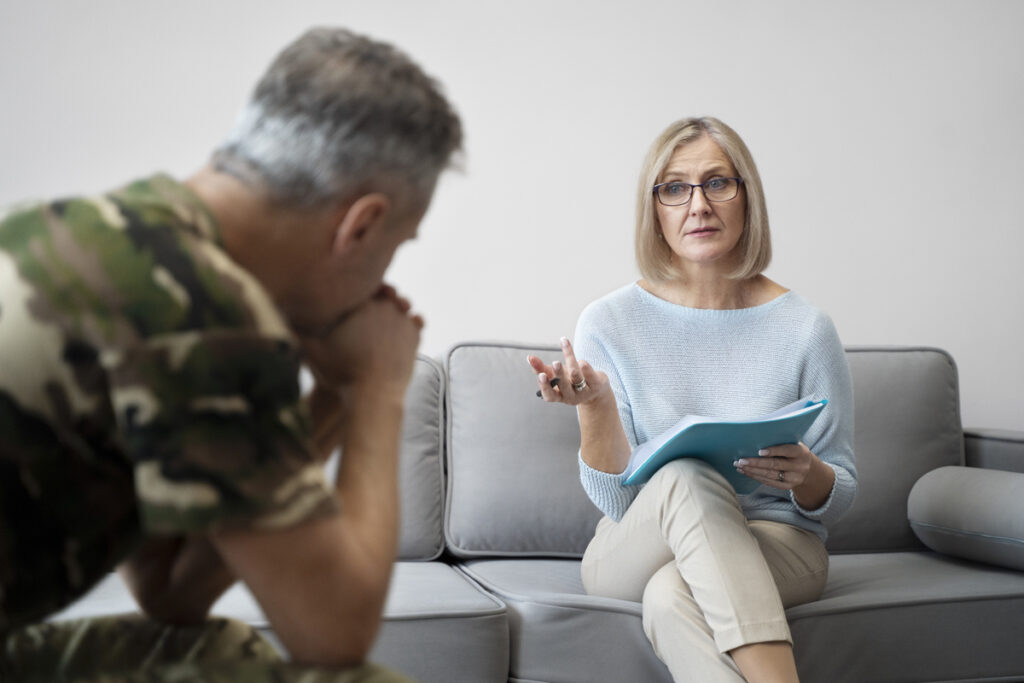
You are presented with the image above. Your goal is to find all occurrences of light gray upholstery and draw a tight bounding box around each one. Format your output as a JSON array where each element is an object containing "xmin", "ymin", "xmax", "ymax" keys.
[
  {"xmin": 397, "ymin": 356, "xmax": 447, "ymax": 560},
  {"xmin": 826, "ymin": 347, "xmax": 964, "ymax": 553},
  {"xmin": 789, "ymin": 552, "xmax": 1024, "ymax": 682},
  {"xmin": 908, "ymin": 465, "xmax": 1024, "ymax": 570},
  {"xmin": 463, "ymin": 551, "xmax": 1024, "ymax": 683},
  {"xmin": 444, "ymin": 342, "xmax": 600, "ymax": 558},
  {"xmin": 443, "ymin": 344, "xmax": 1023, "ymax": 682},
  {"xmin": 459, "ymin": 559, "xmax": 673, "ymax": 683},
  {"xmin": 965, "ymin": 427, "xmax": 1024, "ymax": 473},
  {"xmin": 371, "ymin": 563, "xmax": 509, "ymax": 683}
]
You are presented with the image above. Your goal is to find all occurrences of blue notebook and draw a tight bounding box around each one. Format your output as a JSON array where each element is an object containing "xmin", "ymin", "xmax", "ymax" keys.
[{"xmin": 620, "ymin": 397, "xmax": 828, "ymax": 494}]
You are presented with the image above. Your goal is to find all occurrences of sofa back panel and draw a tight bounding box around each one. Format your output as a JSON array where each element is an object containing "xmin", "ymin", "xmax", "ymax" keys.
[
  {"xmin": 826, "ymin": 347, "xmax": 964, "ymax": 553},
  {"xmin": 396, "ymin": 356, "xmax": 446, "ymax": 560},
  {"xmin": 965, "ymin": 429, "xmax": 1024, "ymax": 474},
  {"xmin": 444, "ymin": 343, "xmax": 602, "ymax": 558}
]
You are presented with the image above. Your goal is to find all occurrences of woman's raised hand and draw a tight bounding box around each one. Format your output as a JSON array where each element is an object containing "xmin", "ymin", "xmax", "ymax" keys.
[{"xmin": 527, "ymin": 337, "xmax": 609, "ymax": 406}]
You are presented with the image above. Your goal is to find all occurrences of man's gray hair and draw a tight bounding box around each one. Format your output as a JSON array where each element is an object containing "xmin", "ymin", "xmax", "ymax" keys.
[{"xmin": 213, "ymin": 27, "xmax": 463, "ymax": 207}]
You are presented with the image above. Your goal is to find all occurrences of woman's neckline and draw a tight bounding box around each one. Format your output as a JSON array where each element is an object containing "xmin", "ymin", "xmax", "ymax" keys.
[{"xmin": 633, "ymin": 279, "xmax": 792, "ymax": 313}]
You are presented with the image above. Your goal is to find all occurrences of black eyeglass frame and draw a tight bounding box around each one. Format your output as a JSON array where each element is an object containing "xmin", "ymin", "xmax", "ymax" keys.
[{"xmin": 651, "ymin": 177, "xmax": 744, "ymax": 206}]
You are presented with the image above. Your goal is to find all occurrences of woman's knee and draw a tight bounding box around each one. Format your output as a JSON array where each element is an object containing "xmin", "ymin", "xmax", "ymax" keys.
[
  {"xmin": 647, "ymin": 459, "xmax": 736, "ymax": 511},
  {"xmin": 650, "ymin": 458, "xmax": 729, "ymax": 489},
  {"xmin": 641, "ymin": 563, "xmax": 688, "ymax": 632}
]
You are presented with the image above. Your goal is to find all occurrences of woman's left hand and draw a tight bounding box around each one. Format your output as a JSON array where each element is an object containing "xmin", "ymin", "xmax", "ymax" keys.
[
  {"xmin": 734, "ymin": 442, "xmax": 813, "ymax": 490},
  {"xmin": 735, "ymin": 442, "xmax": 835, "ymax": 509}
]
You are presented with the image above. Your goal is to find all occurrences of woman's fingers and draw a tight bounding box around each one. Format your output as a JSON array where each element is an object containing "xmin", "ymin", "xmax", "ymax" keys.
[
  {"xmin": 527, "ymin": 354, "xmax": 554, "ymax": 377},
  {"xmin": 536, "ymin": 372, "xmax": 561, "ymax": 401},
  {"xmin": 529, "ymin": 342, "xmax": 599, "ymax": 404},
  {"xmin": 528, "ymin": 355, "xmax": 561, "ymax": 400},
  {"xmin": 560, "ymin": 337, "xmax": 587, "ymax": 388},
  {"xmin": 734, "ymin": 443, "xmax": 809, "ymax": 489}
]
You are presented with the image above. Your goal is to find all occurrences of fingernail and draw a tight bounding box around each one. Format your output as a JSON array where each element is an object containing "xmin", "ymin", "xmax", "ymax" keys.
[
  {"xmin": 539, "ymin": 372, "xmax": 547, "ymax": 383},
  {"xmin": 560, "ymin": 336, "xmax": 570, "ymax": 348},
  {"xmin": 553, "ymin": 361, "xmax": 562, "ymax": 373},
  {"xmin": 734, "ymin": 460, "xmax": 747, "ymax": 467},
  {"xmin": 758, "ymin": 449, "xmax": 769, "ymax": 456}
]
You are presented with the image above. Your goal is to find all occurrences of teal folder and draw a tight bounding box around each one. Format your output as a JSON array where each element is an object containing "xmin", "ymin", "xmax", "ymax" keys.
[{"xmin": 620, "ymin": 398, "xmax": 828, "ymax": 494}]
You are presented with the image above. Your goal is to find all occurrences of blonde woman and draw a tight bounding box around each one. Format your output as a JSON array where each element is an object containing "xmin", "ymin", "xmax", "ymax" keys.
[{"xmin": 528, "ymin": 117, "xmax": 856, "ymax": 683}]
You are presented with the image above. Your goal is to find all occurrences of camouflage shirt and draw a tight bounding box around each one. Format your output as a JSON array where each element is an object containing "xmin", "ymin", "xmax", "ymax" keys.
[{"xmin": 0, "ymin": 175, "xmax": 338, "ymax": 632}]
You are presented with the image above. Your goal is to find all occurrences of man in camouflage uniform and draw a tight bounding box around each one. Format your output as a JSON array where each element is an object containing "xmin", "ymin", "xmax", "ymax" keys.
[{"xmin": 0, "ymin": 27, "xmax": 461, "ymax": 681}]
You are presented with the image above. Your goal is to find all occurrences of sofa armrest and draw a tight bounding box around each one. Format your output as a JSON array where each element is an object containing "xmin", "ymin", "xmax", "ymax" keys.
[
  {"xmin": 908, "ymin": 466, "xmax": 1024, "ymax": 571},
  {"xmin": 965, "ymin": 428, "xmax": 1024, "ymax": 474}
]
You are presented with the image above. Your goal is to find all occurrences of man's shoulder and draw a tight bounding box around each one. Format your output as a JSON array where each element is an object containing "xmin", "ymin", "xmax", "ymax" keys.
[{"xmin": 0, "ymin": 176, "xmax": 290, "ymax": 346}]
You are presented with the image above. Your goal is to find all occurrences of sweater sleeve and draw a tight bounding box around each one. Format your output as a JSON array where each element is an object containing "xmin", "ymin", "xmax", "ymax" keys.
[
  {"xmin": 572, "ymin": 301, "xmax": 642, "ymax": 521},
  {"xmin": 579, "ymin": 455, "xmax": 641, "ymax": 522},
  {"xmin": 792, "ymin": 313, "xmax": 857, "ymax": 527}
]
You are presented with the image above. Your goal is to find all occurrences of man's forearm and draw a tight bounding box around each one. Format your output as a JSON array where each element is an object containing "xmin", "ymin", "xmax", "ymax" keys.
[
  {"xmin": 307, "ymin": 382, "xmax": 347, "ymax": 461},
  {"xmin": 119, "ymin": 536, "xmax": 236, "ymax": 625},
  {"xmin": 333, "ymin": 384, "xmax": 405, "ymax": 571}
]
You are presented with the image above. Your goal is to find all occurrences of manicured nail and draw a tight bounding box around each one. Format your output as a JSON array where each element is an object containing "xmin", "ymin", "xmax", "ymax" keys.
[
  {"xmin": 553, "ymin": 361, "xmax": 562, "ymax": 373},
  {"xmin": 560, "ymin": 336, "xmax": 570, "ymax": 348},
  {"xmin": 734, "ymin": 460, "xmax": 747, "ymax": 467},
  {"xmin": 758, "ymin": 449, "xmax": 769, "ymax": 456}
]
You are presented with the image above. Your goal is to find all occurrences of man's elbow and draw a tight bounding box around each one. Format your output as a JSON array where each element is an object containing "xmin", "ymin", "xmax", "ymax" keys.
[{"xmin": 284, "ymin": 600, "xmax": 385, "ymax": 667}]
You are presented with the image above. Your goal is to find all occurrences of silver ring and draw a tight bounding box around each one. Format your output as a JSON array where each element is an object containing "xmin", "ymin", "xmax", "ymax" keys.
[
  {"xmin": 777, "ymin": 471, "xmax": 785, "ymax": 483},
  {"xmin": 572, "ymin": 378, "xmax": 588, "ymax": 392}
]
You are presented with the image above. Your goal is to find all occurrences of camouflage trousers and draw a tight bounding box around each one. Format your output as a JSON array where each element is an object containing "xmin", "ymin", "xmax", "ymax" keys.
[{"xmin": 0, "ymin": 614, "xmax": 414, "ymax": 682}]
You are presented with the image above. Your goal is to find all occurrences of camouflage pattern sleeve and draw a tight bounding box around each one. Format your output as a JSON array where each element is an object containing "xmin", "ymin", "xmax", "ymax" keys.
[
  {"xmin": 105, "ymin": 329, "xmax": 338, "ymax": 534},
  {"xmin": 0, "ymin": 174, "xmax": 339, "ymax": 539}
]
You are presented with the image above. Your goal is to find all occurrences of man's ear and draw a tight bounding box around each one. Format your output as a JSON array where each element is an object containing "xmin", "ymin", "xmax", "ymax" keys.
[{"xmin": 331, "ymin": 193, "xmax": 390, "ymax": 256}]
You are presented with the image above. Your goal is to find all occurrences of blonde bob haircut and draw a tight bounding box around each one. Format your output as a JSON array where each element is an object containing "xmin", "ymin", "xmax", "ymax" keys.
[{"xmin": 635, "ymin": 116, "xmax": 771, "ymax": 282}]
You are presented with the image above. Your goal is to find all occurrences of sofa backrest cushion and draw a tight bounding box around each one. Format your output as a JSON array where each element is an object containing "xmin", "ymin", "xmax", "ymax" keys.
[
  {"xmin": 825, "ymin": 347, "xmax": 964, "ymax": 552},
  {"xmin": 397, "ymin": 355, "xmax": 446, "ymax": 560},
  {"xmin": 442, "ymin": 343, "xmax": 964, "ymax": 558},
  {"xmin": 444, "ymin": 342, "xmax": 602, "ymax": 558}
]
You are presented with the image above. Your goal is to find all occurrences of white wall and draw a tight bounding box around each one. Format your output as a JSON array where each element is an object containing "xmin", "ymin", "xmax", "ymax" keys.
[{"xmin": 2, "ymin": 0, "xmax": 1021, "ymax": 429}]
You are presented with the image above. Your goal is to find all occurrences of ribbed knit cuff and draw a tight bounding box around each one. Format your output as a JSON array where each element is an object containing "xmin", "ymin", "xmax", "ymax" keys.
[
  {"xmin": 578, "ymin": 453, "xmax": 640, "ymax": 522},
  {"xmin": 791, "ymin": 462, "xmax": 856, "ymax": 526}
]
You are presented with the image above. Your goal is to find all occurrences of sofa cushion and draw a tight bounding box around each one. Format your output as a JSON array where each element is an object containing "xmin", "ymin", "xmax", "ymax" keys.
[
  {"xmin": 371, "ymin": 562, "xmax": 509, "ymax": 683},
  {"xmin": 789, "ymin": 551, "xmax": 1024, "ymax": 682},
  {"xmin": 462, "ymin": 551, "xmax": 1024, "ymax": 683},
  {"xmin": 444, "ymin": 342, "xmax": 602, "ymax": 558},
  {"xmin": 826, "ymin": 347, "xmax": 964, "ymax": 552},
  {"xmin": 445, "ymin": 344, "xmax": 965, "ymax": 557},
  {"xmin": 459, "ymin": 559, "xmax": 673, "ymax": 683},
  {"xmin": 908, "ymin": 465, "xmax": 1024, "ymax": 570},
  {"xmin": 396, "ymin": 356, "xmax": 446, "ymax": 560}
]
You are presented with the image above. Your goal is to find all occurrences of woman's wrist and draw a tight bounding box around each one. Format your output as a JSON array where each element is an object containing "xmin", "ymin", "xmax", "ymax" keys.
[
  {"xmin": 578, "ymin": 390, "xmax": 630, "ymax": 474},
  {"xmin": 793, "ymin": 456, "xmax": 835, "ymax": 511}
]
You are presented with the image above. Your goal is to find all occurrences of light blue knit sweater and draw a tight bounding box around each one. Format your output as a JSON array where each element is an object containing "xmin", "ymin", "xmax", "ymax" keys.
[{"xmin": 573, "ymin": 283, "xmax": 857, "ymax": 542}]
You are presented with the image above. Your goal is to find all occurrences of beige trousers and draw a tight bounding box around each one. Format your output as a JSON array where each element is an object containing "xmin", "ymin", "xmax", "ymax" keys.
[{"xmin": 581, "ymin": 459, "xmax": 828, "ymax": 683}]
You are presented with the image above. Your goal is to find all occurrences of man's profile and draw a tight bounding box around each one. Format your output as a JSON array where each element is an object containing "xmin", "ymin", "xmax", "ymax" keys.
[{"xmin": 0, "ymin": 26, "xmax": 462, "ymax": 681}]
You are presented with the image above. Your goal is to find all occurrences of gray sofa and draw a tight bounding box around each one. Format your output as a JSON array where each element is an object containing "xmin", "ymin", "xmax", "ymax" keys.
[{"xmin": 54, "ymin": 343, "xmax": 1024, "ymax": 682}]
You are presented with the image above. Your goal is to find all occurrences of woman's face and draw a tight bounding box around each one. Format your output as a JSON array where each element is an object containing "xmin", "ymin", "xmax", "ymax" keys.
[{"xmin": 655, "ymin": 135, "xmax": 746, "ymax": 273}]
